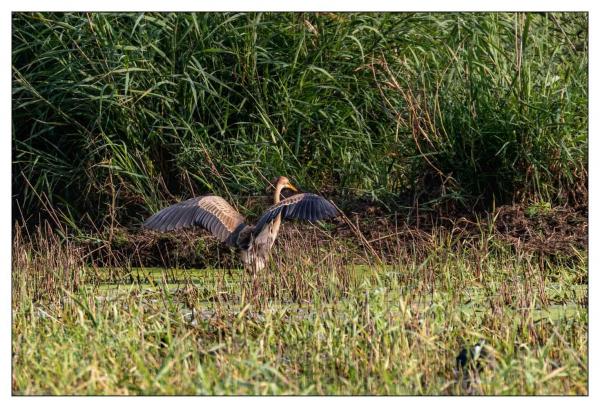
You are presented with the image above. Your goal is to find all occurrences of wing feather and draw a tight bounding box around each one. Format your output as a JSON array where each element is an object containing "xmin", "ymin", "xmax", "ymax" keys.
[
  {"xmin": 152, "ymin": 205, "xmax": 175, "ymax": 226},
  {"xmin": 167, "ymin": 207, "xmax": 188, "ymax": 231},
  {"xmin": 253, "ymin": 193, "xmax": 339, "ymax": 235},
  {"xmin": 309, "ymin": 200, "xmax": 317, "ymax": 221},
  {"xmin": 301, "ymin": 200, "xmax": 311, "ymax": 220},
  {"xmin": 143, "ymin": 196, "xmax": 246, "ymax": 243},
  {"xmin": 176, "ymin": 206, "xmax": 198, "ymax": 229}
]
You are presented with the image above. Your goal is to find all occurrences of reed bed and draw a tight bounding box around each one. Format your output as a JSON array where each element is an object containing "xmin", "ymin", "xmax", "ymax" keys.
[{"xmin": 12, "ymin": 12, "xmax": 587, "ymax": 231}]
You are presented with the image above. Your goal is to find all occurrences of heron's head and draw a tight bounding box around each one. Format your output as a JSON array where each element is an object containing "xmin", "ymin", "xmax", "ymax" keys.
[
  {"xmin": 267, "ymin": 176, "xmax": 299, "ymax": 194},
  {"xmin": 276, "ymin": 176, "xmax": 298, "ymax": 192}
]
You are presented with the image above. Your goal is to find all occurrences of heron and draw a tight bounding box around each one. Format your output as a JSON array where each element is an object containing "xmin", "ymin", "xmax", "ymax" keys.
[{"xmin": 143, "ymin": 176, "xmax": 339, "ymax": 275}]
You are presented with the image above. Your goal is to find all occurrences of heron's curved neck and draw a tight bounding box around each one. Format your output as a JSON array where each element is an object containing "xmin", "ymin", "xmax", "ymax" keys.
[
  {"xmin": 273, "ymin": 184, "xmax": 284, "ymax": 204},
  {"xmin": 269, "ymin": 182, "xmax": 286, "ymax": 235}
]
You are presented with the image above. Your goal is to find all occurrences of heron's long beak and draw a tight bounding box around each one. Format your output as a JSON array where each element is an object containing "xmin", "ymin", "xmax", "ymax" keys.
[{"xmin": 286, "ymin": 183, "xmax": 299, "ymax": 193}]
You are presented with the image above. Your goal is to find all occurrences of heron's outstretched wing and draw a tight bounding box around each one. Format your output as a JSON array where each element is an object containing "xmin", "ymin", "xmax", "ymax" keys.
[
  {"xmin": 143, "ymin": 196, "xmax": 246, "ymax": 242},
  {"xmin": 253, "ymin": 193, "xmax": 339, "ymax": 235}
]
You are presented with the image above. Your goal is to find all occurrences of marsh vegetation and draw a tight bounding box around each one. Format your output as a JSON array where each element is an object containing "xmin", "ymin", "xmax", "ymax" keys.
[
  {"xmin": 11, "ymin": 12, "xmax": 588, "ymax": 395},
  {"xmin": 12, "ymin": 214, "xmax": 587, "ymax": 395}
]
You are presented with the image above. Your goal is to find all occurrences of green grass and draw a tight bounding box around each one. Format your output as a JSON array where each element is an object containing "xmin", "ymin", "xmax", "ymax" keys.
[
  {"xmin": 12, "ymin": 12, "xmax": 588, "ymax": 230},
  {"xmin": 12, "ymin": 226, "xmax": 588, "ymax": 395}
]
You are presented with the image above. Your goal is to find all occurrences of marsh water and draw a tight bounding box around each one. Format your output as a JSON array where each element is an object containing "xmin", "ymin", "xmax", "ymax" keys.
[{"xmin": 81, "ymin": 267, "xmax": 586, "ymax": 323}]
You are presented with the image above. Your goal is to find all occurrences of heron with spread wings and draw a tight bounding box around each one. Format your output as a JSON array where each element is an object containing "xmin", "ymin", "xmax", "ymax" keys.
[{"xmin": 143, "ymin": 176, "xmax": 339, "ymax": 273}]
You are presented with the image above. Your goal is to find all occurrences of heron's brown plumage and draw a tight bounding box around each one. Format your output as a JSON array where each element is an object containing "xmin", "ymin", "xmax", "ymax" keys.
[{"xmin": 143, "ymin": 176, "xmax": 339, "ymax": 273}]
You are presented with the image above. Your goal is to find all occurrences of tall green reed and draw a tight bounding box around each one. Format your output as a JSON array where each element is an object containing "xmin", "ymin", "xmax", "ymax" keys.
[{"xmin": 12, "ymin": 12, "xmax": 587, "ymax": 231}]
